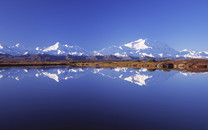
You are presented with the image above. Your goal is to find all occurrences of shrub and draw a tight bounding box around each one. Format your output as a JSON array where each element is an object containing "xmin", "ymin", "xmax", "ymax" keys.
[
  {"xmin": 147, "ymin": 59, "xmax": 156, "ymax": 63},
  {"xmin": 70, "ymin": 61, "xmax": 76, "ymax": 64},
  {"xmin": 163, "ymin": 59, "xmax": 171, "ymax": 62},
  {"xmin": 163, "ymin": 69, "xmax": 170, "ymax": 72},
  {"xmin": 147, "ymin": 69, "xmax": 156, "ymax": 72},
  {"xmin": 132, "ymin": 60, "xmax": 141, "ymax": 62}
]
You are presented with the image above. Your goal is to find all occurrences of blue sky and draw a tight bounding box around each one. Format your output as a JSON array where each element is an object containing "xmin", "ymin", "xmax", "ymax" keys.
[{"xmin": 0, "ymin": 0, "xmax": 207, "ymax": 51}]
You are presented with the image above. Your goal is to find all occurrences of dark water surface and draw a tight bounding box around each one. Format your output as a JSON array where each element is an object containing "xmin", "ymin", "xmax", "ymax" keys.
[{"xmin": 0, "ymin": 67, "xmax": 208, "ymax": 130}]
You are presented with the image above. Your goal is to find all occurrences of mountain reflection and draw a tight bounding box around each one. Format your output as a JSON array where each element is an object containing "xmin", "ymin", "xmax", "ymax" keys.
[{"xmin": 0, "ymin": 67, "xmax": 205, "ymax": 86}]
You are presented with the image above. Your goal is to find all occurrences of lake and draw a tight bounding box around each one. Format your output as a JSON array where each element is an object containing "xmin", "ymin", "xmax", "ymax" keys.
[{"xmin": 0, "ymin": 67, "xmax": 208, "ymax": 130}]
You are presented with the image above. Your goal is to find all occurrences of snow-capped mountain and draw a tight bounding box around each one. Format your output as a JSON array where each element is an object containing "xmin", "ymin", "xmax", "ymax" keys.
[
  {"xmin": 0, "ymin": 38, "xmax": 208, "ymax": 59},
  {"xmin": 94, "ymin": 38, "xmax": 208, "ymax": 59},
  {"xmin": 0, "ymin": 43, "xmax": 30, "ymax": 56},
  {"xmin": 94, "ymin": 39, "xmax": 179, "ymax": 58},
  {"xmin": 0, "ymin": 42, "xmax": 89, "ymax": 56},
  {"xmin": 36, "ymin": 42, "xmax": 89, "ymax": 56},
  {"xmin": 178, "ymin": 49, "xmax": 208, "ymax": 59}
]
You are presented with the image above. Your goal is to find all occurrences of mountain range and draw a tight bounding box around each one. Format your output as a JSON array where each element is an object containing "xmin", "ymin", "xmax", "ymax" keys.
[{"xmin": 0, "ymin": 38, "xmax": 208, "ymax": 60}]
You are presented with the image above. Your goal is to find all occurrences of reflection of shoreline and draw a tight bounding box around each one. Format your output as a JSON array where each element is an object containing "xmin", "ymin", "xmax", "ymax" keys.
[
  {"xmin": 0, "ymin": 59, "xmax": 208, "ymax": 73},
  {"xmin": 0, "ymin": 66, "xmax": 208, "ymax": 73}
]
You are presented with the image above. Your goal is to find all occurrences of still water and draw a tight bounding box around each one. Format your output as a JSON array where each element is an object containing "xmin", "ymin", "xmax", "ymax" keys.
[{"xmin": 0, "ymin": 67, "xmax": 208, "ymax": 130}]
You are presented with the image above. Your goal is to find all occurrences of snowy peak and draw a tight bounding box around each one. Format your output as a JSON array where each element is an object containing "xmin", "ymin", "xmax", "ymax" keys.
[
  {"xmin": 39, "ymin": 42, "xmax": 89, "ymax": 56},
  {"xmin": 124, "ymin": 39, "xmax": 152, "ymax": 50},
  {"xmin": 179, "ymin": 49, "xmax": 208, "ymax": 59},
  {"xmin": 43, "ymin": 42, "xmax": 59, "ymax": 52},
  {"xmin": 181, "ymin": 49, "xmax": 189, "ymax": 52},
  {"xmin": 95, "ymin": 38, "xmax": 178, "ymax": 58}
]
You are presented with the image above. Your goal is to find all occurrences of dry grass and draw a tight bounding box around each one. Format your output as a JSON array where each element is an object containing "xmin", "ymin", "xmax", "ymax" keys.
[{"xmin": 0, "ymin": 59, "xmax": 208, "ymax": 73}]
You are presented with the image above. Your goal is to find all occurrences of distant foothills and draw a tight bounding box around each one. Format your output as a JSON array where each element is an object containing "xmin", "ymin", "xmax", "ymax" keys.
[{"xmin": 0, "ymin": 38, "xmax": 208, "ymax": 62}]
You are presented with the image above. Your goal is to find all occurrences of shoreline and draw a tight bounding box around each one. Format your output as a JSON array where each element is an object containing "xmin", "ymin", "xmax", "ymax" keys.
[{"xmin": 0, "ymin": 59, "xmax": 208, "ymax": 73}]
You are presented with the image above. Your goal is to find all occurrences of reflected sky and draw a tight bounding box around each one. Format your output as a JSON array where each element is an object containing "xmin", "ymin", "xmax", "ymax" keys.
[{"xmin": 1, "ymin": 67, "xmax": 208, "ymax": 129}]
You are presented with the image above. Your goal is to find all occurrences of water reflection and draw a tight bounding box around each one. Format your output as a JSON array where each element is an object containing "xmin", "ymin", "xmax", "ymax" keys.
[{"xmin": 0, "ymin": 67, "xmax": 207, "ymax": 86}]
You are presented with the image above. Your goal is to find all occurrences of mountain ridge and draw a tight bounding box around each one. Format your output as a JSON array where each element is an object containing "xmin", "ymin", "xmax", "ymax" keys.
[{"xmin": 0, "ymin": 38, "xmax": 208, "ymax": 59}]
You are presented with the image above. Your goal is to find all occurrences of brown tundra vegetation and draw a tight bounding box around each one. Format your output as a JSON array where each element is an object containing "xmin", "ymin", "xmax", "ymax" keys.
[{"xmin": 0, "ymin": 59, "xmax": 208, "ymax": 73}]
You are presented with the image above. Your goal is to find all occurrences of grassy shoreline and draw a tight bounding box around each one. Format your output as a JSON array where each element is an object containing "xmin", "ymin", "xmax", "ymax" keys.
[{"xmin": 0, "ymin": 59, "xmax": 208, "ymax": 73}]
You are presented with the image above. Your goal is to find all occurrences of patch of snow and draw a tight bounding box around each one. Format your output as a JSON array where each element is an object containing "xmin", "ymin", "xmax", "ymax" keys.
[
  {"xmin": 114, "ymin": 68, "xmax": 123, "ymax": 72},
  {"xmin": 142, "ymin": 53, "xmax": 154, "ymax": 57},
  {"xmin": 57, "ymin": 70, "xmax": 62, "ymax": 75},
  {"xmin": 180, "ymin": 72, "xmax": 195, "ymax": 76},
  {"xmin": 57, "ymin": 50, "xmax": 62, "ymax": 55},
  {"xmin": 57, "ymin": 69, "xmax": 65, "ymax": 75},
  {"xmin": 42, "ymin": 72, "xmax": 59, "ymax": 82},
  {"xmin": 124, "ymin": 42, "xmax": 133, "ymax": 48},
  {"xmin": 158, "ymin": 53, "xmax": 163, "ymax": 57},
  {"xmin": 0, "ymin": 75, "xmax": 3, "ymax": 79},
  {"xmin": 23, "ymin": 52, "xmax": 28, "ymax": 55},
  {"xmin": 114, "ymin": 53, "xmax": 126, "ymax": 57},
  {"xmin": 124, "ymin": 77, "xmax": 133, "ymax": 83},
  {"xmin": 93, "ymin": 68, "xmax": 104, "ymax": 73},
  {"xmin": 69, "ymin": 69, "xmax": 77, "ymax": 73},
  {"xmin": 68, "ymin": 52, "xmax": 78, "ymax": 55},
  {"xmin": 15, "ymin": 77, "xmax": 19, "ymax": 81},
  {"xmin": 139, "ymin": 68, "xmax": 147, "ymax": 72},
  {"xmin": 0, "ymin": 44, "xmax": 3, "ymax": 49},
  {"xmin": 114, "ymin": 68, "xmax": 127, "ymax": 72},
  {"xmin": 204, "ymin": 51, "xmax": 208, "ymax": 54},
  {"xmin": 180, "ymin": 72, "xmax": 188, "ymax": 76},
  {"xmin": 64, "ymin": 76, "xmax": 73, "ymax": 80},
  {"xmin": 181, "ymin": 49, "xmax": 188, "ymax": 52},
  {"xmin": 16, "ymin": 43, "xmax": 20, "ymax": 47},
  {"xmin": 78, "ymin": 53, "xmax": 83, "ymax": 56},
  {"xmin": 78, "ymin": 68, "xmax": 84, "ymax": 72},
  {"xmin": 93, "ymin": 51, "xmax": 103, "ymax": 56},
  {"xmin": 24, "ymin": 69, "xmax": 28, "ymax": 72}
]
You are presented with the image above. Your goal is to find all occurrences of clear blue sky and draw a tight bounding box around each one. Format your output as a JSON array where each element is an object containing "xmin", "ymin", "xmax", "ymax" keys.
[{"xmin": 0, "ymin": 0, "xmax": 207, "ymax": 51}]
